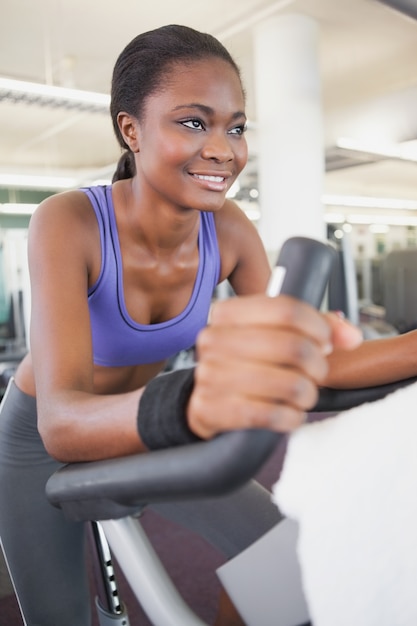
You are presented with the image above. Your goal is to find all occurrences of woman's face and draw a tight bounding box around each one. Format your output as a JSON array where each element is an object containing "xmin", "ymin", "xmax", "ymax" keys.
[{"xmin": 134, "ymin": 57, "xmax": 248, "ymax": 212}]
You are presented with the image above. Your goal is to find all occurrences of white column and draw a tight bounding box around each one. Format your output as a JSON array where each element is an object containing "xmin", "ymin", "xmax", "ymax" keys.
[{"xmin": 253, "ymin": 14, "xmax": 325, "ymax": 259}]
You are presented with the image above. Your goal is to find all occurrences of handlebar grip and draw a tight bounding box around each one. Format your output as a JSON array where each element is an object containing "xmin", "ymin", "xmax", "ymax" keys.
[{"xmin": 268, "ymin": 236, "xmax": 336, "ymax": 306}]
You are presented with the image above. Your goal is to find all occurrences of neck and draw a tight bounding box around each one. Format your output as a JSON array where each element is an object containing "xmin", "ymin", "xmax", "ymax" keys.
[{"xmin": 113, "ymin": 177, "xmax": 201, "ymax": 256}]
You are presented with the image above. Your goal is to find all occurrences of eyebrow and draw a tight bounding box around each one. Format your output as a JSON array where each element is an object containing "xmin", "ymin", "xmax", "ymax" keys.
[{"xmin": 172, "ymin": 103, "xmax": 246, "ymax": 121}]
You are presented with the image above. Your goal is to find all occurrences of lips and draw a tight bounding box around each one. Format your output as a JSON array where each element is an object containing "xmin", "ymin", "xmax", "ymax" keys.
[
  {"xmin": 192, "ymin": 174, "xmax": 226, "ymax": 183},
  {"xmin": 190, "ymin": 172, "xmax": 230, "ymax": 193}
]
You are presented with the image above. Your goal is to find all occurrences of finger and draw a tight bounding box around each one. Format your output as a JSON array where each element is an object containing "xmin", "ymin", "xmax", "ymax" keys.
[
  {"xmin": 210, "ymin": 294, "xmax": 332, "ymax": 351},
  {"xmin": 196, "ymin": 325, "xmax": 330, "ymax": 383},
  {"xmin": 196, "ymin": 356, "xmax": 319, "ymax": 409},
  {"xmin": 188, "ymin": 388, "xmax": 308, "ymax": 439},
  {"xmin": 325, "ymin": 312, "xmax": 363, "ymax": 351}
]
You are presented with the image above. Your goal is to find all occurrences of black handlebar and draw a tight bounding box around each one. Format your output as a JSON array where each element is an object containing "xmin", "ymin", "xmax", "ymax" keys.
[
  {"xmin": 313, "ymin": 376, "xmax": 417, "ymax": 412},
  {"xmin": 48, "ymin": 236, "xmax": 413, "ymax": 523}
]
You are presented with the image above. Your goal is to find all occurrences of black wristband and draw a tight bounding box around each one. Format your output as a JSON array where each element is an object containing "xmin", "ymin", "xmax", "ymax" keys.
[{"xmin": 137, "ymin": 367, "xmax": 202, "ymax": 450}]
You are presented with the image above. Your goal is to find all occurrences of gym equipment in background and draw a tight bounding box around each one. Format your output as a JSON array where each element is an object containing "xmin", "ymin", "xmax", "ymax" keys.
[
  {"xmin": 327, "ymin": 229, "xmax": 397, "ymax": 339},
  {"xmin": 382, "ymin": 248, "xmax": 417, "ymax": 333}
]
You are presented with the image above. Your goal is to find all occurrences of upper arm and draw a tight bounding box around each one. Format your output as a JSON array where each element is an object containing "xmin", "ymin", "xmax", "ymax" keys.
[
  {"xmin": 215, "ymin": 200, "xmax": 271, "ymax": 295},
  {"xmin": 27, "ymin": 192, "xmax": 147, "ymax": 462},
  {"xmin": 28, "ymin": 191, "xmax": 99, "ymax": 401}
]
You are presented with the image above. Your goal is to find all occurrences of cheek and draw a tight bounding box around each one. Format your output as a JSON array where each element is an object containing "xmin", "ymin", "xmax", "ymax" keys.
[
  {"xmin": 141, "ymin": 127, "xmax": 191, "ymax": 169},
  {"xmin": 236, "ymin": 140, "xmax": 248, "ymax": 172},
  {"xmin": 158, "ymin": 133, "xmax": 194, "ymax": 165}
]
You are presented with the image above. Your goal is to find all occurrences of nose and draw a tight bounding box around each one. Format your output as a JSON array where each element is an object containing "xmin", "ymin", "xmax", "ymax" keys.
[{"xmin": 201, "ymin": 131, "xmax": 234, "ymax": 163}]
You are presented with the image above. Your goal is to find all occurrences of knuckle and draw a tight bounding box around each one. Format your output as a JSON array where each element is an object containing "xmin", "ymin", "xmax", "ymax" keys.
[
  {"xmin": 287, "ymin": 337, "xmax": 327, "ymax": 381},
  {"xmin": 240, "ymin": 401, "xmax": 265, "ymax": 429},
  {"xmin": 280, "ymin": 296, "xmax": 306, "ymax": 324},
  {"xmin": 246, "ymin": 402, "xmax": 306, "ymax": 433},
  {"xmin": 286, "ymin": 373, "xmax": 318, "ymax": 409},
  {"xmin": 271, "ymin": 406, "xmax": 307, "ymax": 431},
  {"xmin": 290, "ymin": 336, "xmax": 315, "ymax": 364}
]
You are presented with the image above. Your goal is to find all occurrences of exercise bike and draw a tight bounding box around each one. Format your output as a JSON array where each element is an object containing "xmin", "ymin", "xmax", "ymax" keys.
[{"xmin": 46, "ymin": 237, "xmax": 416, "ymax": 626}]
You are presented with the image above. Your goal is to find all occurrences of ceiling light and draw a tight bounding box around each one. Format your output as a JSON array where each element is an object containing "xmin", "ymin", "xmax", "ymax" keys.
[
  {"xmin": 336, "ymin": 137, "xmax": 417, "ymax": 162},
  {"xmin": 0, "ymin": 77, "xmax": 110, "ymax": 113},
  {"xmin": 0, "ymin": 173, "xmax": 78, "ymax": 189},
  {"xmin": 0, "ymin": 204, "xmax": 37, "ymax": 215},
  {"xmin": 347, "ymin": 214, "xmax": 417, "ymax": 226},
  {"xmin": 323, "ymin": 193, "xmax": 417, "ymax": 210},
  {"xmin": 324, "ymin": 212, "xmax": 417, "ymax": 227}
]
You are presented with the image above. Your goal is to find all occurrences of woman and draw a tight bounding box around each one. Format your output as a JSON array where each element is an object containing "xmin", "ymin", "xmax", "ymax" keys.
[{"xmin": 0, "ymin": 24, "xmax": 361, "ymax": 626}]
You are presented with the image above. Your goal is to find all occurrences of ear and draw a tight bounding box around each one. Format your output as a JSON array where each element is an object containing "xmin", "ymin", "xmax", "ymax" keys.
[{"xmin": 117, "ymin": 112, "xmax": 140, "ymax": 152}]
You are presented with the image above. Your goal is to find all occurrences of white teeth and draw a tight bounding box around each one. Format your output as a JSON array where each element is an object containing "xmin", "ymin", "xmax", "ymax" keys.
[{"xmin": 194, "ymin": 174, "xmax": 225, "ymax": 182}]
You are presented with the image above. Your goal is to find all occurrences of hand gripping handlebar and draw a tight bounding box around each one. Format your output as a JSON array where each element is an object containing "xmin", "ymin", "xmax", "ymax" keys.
[{"xmin": 45, "ymin": 237, "xmax": 337, "ymax": 521}]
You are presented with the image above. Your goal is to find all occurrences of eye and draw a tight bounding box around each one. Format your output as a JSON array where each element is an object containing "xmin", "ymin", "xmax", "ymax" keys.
[
  {"xmin": 181, "ymin": 119, "xmax": 205, "ymax": 131},
  {"xmin": 228, "ymin": 123, "xmax": 247, "ymax": 136}
]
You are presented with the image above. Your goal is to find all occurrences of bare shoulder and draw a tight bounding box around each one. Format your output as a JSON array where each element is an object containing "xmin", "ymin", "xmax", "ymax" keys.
[
  {"xmin": 214, "ymin": 199, "xmax": 271, "ymax": 293},
  {"xmin": 30, "ymin": 189, "xmax": 96, "ymax": 235},
  {"xmin": 29, "ymin": 190, "xmax": 99, "ymax": 256},
  {"xmin": 28, "ymin": 189, "xmax": 101, "ymax": 280}
]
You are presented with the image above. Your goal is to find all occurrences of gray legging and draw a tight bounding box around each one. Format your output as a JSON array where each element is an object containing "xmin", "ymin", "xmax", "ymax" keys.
[{"xmin": 0, "ymin": 379, "xmax": 282, "ymax": 626}]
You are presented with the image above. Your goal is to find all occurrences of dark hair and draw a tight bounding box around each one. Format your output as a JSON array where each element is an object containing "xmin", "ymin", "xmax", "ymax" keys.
[{"xmin": 111, "ymin": 24, "xmax": 242, "ymax": 182}]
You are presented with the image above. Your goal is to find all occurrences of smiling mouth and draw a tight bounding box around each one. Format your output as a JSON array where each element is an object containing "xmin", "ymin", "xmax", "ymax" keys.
[{"xmin": 192, "ymin": 174, "xmax": 226, "ymax": 183}]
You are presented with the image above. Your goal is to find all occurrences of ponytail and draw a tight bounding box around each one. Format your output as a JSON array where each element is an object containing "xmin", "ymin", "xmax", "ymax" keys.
[{"xmin": 112, "ymin": 151, "xmax": 136, "ymax": 183}]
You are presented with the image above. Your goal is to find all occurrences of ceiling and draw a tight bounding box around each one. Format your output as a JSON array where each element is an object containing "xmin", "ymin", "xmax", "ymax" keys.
[{"xmin": 1, "ymin": 0, "xmax": 417, "ymax": 223}]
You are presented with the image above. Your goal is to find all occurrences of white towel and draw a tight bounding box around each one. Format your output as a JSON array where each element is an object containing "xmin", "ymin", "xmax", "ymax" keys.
[{"xmin": 273, "ymin": 381, "xmax": 417, "ymax": 626}]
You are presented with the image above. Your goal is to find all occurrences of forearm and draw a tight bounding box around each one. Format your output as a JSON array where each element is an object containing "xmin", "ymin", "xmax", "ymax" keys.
[
  {"xmin": 38, "ymin": 387, "xmax": 147, "ymax": 462},
  {"xmin": 324, "ymin": 330, "xmax": 417, "ymax": 389}
]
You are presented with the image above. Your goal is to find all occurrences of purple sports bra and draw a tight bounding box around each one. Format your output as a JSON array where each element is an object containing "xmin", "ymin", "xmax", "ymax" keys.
[{"xmin": 83, "ymin": 185, "xmax": 221, "ymax": 367}]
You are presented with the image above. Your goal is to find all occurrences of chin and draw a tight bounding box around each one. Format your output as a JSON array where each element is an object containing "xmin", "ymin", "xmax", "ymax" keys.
[{"xmin": 198, "ymin": 193, "xmax": 228, "ymax": 213}]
